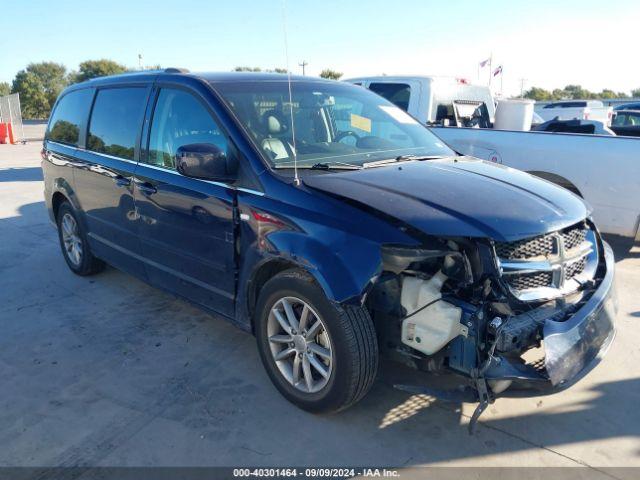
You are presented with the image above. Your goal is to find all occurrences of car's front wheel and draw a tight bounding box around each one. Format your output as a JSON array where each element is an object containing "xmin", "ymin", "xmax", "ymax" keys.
[{"xmin": 255, "ymin": 269, "xmax": 378, "ymax": 413}]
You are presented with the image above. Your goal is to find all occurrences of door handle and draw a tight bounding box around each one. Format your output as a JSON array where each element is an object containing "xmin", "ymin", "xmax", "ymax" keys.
[
  {"xmin": 114, "ymin": 175, "xmax": 131, "ymax": 187},
  {"xmin": 135, "ymin": 179, "xmax": 157, "ymax": 196}
]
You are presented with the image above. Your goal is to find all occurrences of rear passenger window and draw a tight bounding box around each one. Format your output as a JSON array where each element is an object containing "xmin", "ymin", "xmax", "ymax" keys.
[
  {"xmin": 47, "ymin": 89, "xmax": 93, "ymax": 146},
  {"xmin": 146, "ymin": 88, "xmax": 227, "ymax": 170},
  {"xmin": 87, "ymin": 88, "xmax": 147, "ymax": 160}
]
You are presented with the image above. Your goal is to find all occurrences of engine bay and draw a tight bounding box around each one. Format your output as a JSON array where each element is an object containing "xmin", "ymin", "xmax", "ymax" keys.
[{"xmin": 366, "ymin": 223, "xmax": 611, "ymax": 431}]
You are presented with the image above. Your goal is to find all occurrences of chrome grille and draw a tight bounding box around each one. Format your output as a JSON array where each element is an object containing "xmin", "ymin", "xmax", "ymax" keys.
[
  {"xmin": 565, "ymin": 256, "xmax": 587, "ymax": 279},
  {"xmin": 495, "ymin": 235, "xmax": 555, "ymax": 260},
  {"xmin": 510, "ymin": 272, "xmax": 553, "ymax": 290},
  {"xmin": 562, "ymin": 228, "xmax": 587, "ymax": 250},
  {"xmin": 496, "ymin": 224, "xmax": 597, "ymax": 301}
]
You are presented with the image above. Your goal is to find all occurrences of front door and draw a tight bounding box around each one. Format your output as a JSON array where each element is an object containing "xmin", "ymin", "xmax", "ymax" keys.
[{"xmin": 133, "ymin": 87, "xmax": 236, "ymax": 317}]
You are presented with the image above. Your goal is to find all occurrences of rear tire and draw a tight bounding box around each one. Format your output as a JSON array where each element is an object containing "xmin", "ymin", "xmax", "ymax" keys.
[
  {"xmin": 56, "ymin": 201, "xmax": 105, "ymax": 276},
  {"xmin": 255, "ymin": 269, "xmax": 378, "ymax": 413}
]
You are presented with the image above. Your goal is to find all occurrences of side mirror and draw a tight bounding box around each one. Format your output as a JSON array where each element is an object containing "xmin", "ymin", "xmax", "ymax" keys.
[{"xmin": 175, "ymin": 143, "xmax": 236, "ymax": 181}]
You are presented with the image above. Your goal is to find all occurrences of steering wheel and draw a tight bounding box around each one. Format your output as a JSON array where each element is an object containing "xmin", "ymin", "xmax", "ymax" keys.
[{"xmin": 335, "ymin": 130, "xmax": 361, "ymax": 143}]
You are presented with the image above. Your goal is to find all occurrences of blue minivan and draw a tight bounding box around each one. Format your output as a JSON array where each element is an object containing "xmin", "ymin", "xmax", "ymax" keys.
[{"xmin": 42, "ymin": 70, "xmax": 616, "ymax": 422}]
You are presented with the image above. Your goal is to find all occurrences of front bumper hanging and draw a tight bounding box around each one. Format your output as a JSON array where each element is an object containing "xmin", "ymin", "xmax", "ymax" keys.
[
  {"xmin": 396, "ymin": 242, "xmax": 617, "ymax": 432},
  {"xmin": 485, "ymin": 242, "xmax": 617, "ymax": 393}
]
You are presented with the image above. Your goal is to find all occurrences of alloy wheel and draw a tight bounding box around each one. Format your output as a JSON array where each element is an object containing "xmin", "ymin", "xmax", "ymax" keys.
[
  {"xmin": 61, "ymin": 212, "xmax": 83, "ymax": 266},
  {"xmin": 267, "ymin": 296, "xmax": 333, "ymax": 393}
]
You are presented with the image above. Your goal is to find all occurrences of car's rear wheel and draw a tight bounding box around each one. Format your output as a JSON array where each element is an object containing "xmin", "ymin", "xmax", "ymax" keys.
[
  {"xmin": 56, "ymin": 201, "xmax": 105, "ymax": 276},
  {"xmin": 255, "ymin": 269, "xmax": 378, "ymax": 413}
]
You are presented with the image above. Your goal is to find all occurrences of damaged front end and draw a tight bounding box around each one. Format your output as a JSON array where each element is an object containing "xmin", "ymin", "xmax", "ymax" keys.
[{"xmin": 367, "ymin": 220, "xmax": 617, "ymax": 432}]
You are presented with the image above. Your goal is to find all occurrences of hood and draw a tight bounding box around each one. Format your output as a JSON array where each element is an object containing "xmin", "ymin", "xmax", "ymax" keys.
[{"xmin": 303, "ymin": 157, "xmax": 590, "ymax": 242}]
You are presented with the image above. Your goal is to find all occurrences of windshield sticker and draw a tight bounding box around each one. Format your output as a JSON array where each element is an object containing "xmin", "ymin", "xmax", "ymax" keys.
[
  {"xmin": 379, "ymin": 105, "xmax": 419, "ymax": 125},
  {"xmin": 350, "ymin": 113, "xmax": 372, "ymax": 133}
]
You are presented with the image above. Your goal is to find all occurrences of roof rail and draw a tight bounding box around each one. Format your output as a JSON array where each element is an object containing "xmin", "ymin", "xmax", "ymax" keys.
[{"xmin": 164, "ymin": 67, "xmax": 190, "ymax": 74}]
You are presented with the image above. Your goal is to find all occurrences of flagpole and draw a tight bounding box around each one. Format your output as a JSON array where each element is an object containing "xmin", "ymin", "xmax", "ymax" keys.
[{"xmin": 488, "ymin": 53, "xmax": 492, "ymax": 88}]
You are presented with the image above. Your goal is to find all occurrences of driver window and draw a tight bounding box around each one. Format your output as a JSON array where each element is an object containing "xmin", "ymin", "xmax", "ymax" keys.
[{"xmin": 147, "ymin": 88, "xmax": 227, "ymax": 170}]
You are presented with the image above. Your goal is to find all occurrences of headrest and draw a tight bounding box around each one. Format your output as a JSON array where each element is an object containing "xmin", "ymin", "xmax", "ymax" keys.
[
  {"xmin": 267, "ymin": 115, "xmax": 281, "ymax": 134},
  {"xmin": 263, "ymin": 110, "xmax": 288, "ymax": 135}
]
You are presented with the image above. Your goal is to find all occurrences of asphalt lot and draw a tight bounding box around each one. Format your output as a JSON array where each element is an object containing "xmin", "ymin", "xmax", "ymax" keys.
[{"xmin": 1, "ymin": 125, "xmax": 639, "ymax": 475}]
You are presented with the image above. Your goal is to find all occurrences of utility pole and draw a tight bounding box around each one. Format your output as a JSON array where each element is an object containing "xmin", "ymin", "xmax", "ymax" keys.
[
  {"xmin": 298, "ymin": 60, "xmax": 308, "ymax": 76},
  {"xmin": 519, "ymin": 78, "xmax": 527, "ymax": 98},
  {"xmin": 138, "ymin": 53, "xmax": 143, "ymax": 70}
]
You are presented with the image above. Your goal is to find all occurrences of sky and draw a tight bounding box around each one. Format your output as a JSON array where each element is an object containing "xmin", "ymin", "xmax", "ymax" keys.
[{"xmin": 1, "ymin": 0, "xmax": 638, "ymax": 96}]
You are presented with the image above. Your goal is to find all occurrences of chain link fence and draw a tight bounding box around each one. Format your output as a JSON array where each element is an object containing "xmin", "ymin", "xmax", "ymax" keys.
[{"xmin": 0, "ymin": 93, "xmax": 25, "ymax": 143}]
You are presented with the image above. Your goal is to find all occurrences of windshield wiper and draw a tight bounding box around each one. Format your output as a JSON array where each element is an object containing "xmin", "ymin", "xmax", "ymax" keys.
[
  {"xmin": 362, "ymin": 154, "xmax": 447, "ymax": 168},
  {"xmin": 309, "ymin": 162, "xmax": 362, "ymax": 170},
  {"xmin": 274, "ymin": 161, "xmax": 361, "ymax": 170}
]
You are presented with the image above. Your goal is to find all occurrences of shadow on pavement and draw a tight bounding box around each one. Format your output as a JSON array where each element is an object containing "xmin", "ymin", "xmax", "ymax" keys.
[
  {"xmin": 603, "ymin": 234, "xmax": 639, "ymax": 261},
  {"xmin": 0, "ymin": 167, "xmax": 43, "ymax": 183}
]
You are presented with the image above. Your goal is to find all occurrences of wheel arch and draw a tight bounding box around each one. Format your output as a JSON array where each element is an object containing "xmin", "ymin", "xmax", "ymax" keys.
[
  {"xmin": 527, "ymin": 170, "xmax": 583, "ymax": 197},
  {"xmin": 245, "ymin": 257, "xmax": 301, "ymax": 332},
  {"xmin": 51, "ymin": 191, "xmax": 69, "ymax": 220}
]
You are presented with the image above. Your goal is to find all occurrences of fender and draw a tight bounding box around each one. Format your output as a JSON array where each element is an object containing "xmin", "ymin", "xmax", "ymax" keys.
[
  {"xmin": 267, "ymin": 229, "xmax": 383, "ymax": 303},
  {"xmin": 236, "ymin": 227, "xmax": 385, "ymax": 332}
]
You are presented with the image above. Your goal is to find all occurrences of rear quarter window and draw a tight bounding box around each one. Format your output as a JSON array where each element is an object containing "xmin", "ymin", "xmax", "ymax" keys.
[
  {"xmin": 87, "ymin": 87, "xmax": 148, "ymax": 160},
  {"xmin": 47, "ymin": 89, "xmax": 93, "ymax": 146},
  {"xmin": 368, "ymin": 83, "xmax": 411, "ymax": 111}
]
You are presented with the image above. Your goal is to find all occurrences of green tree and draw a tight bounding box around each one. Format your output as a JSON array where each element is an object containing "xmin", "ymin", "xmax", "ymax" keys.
[
  {"xmin": 72, "ymin": 59, "xmax": 128, "ymax": 83},
  {"xmin": 523, "ymin": 87, "xmax": 553, "ymax": 101},
  {"xmin": 631, "ymin": 88, "xmax": 640, "ymax": 98},
  {"xmin": 319, "ymin": 68, "xmax": 343, "ymax": 80},
  {"xmin": 234, "ymin": 66, "xmax": 262, "ymax": 72},
  {"xmin": 11, "ymin": 71, "xmax": 50, "ymax": 118},
  {"xmin": 599, "ymin": 89, "xmax": 618, "ymax": 99},
  {"xmin": 0, "ymin": 82, "xmax": 10, "ymax": 97},
  {"xmin": 524, "ymin": 85, "xmax": 628, "ymax": 101},
  {"xmin": 11, "ymin": 62, "xmax": 68, "ymax": 118},
  {"xmin": 233, "ymin": 66, "xmax": 288, "ymax": 74}
]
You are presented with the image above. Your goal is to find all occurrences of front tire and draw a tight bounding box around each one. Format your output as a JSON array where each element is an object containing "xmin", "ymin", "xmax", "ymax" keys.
[
  {"xmin": 255, "ymin": 269, "xmax": 378, "ymax": 413},
  {"xmin": 56, "ymin": 201, "xmax": 105, "ymax": 276}
]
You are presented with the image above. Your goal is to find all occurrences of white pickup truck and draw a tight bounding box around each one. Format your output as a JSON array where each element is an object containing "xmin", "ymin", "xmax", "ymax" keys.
[{"xmin": 346, "ymin": 75, "xmax": 640, "ymax": 241}]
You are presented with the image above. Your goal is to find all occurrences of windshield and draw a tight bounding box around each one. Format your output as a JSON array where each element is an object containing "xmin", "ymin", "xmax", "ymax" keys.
[{"xmin": 213, "ymin": 80, "xmax": 454, "ymax": 168}]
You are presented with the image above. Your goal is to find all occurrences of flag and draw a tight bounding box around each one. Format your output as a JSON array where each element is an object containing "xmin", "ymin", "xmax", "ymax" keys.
[
  {"xmin": 493, "ymin": 65, "xmax": 503, "ymax": 76},
  {"xmin": 479, "ymin": 58, "xmax": 490, "ymax": 68}
]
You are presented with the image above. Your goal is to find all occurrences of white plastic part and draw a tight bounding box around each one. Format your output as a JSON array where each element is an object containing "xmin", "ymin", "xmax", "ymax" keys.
[
  {"xmin": 494, "ymin": 99, "xmax": 535, "ymax": 131},
  {"xmin": 400, "ymin": 272, "xmax": 466, "ymax": 356}
]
